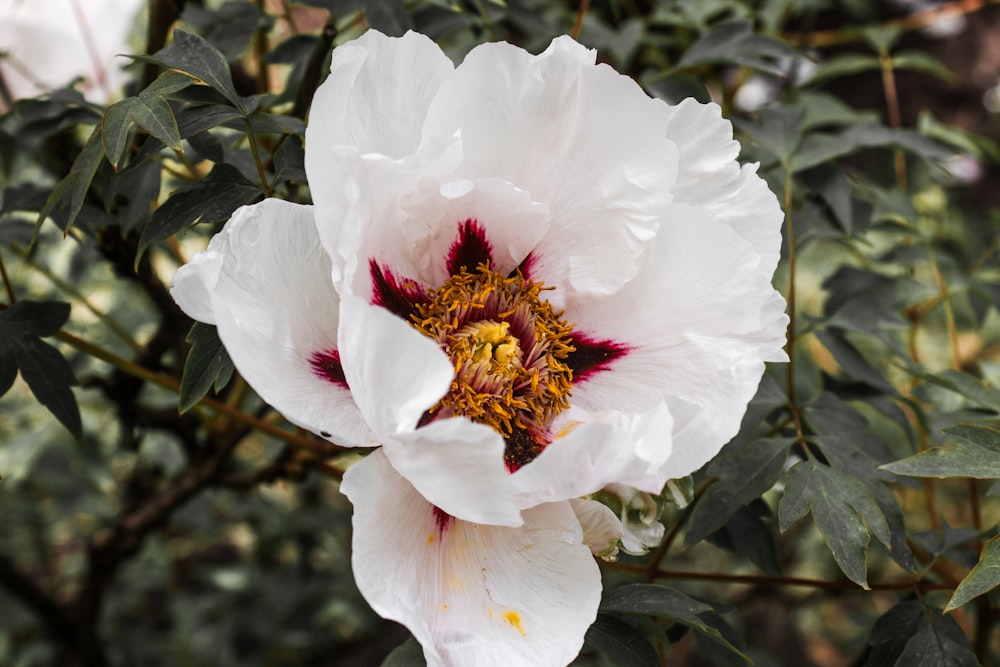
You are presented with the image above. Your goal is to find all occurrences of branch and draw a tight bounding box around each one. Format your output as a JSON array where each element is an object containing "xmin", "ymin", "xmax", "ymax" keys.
[{"xmin": 0, "ymin": 554, "xmax": 77, "ymax": 644}]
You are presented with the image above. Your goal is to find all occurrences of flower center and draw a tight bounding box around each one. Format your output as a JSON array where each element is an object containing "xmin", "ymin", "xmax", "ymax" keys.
[{"xmin": 411, "ymin": 264, "xmax": 575, "ymax": 467}]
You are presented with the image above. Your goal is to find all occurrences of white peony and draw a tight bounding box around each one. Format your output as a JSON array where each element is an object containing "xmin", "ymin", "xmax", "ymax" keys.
[{"xmin": 172, "ymin": 30, "xmax": 787, "ymax": 667}]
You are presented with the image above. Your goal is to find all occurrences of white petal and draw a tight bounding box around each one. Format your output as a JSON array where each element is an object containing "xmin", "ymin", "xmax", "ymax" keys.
[
  {"xmin": 383, "ymin": 417, "xmax": 522, "ymax": 527},
  {"xmin": 564, "ymin": 206, "xmax": 787, "ymax": 478},
  {"xmin": 394, "ymin": 177, "xmax": 551, "ymax": 285},
  {"xmin": 423, "ymin": 36, "xmax": 678, "ymax": 298},
  {"xmin": 569, "ymin": 498, "xmax": 622, "ymax": 559},
  {"xmin": 305, "ymin": 30, "xmax": 458, "ymax": 291},
  {"xmin": 169, "ymin": 200, "xmax": 375, "ymax": 446},
  {"xmin": 336, "ymin": 296, "xmax": 520, "ymax": 526},
  {"xmin": 342, "ymin": 450, "xmax": 601, "ymax": 667},
  {"xmin": 512, "ymin": 402, "xmax": 675, "ymax": 507},
  {"xmin": 662, "ymin": 98, "xmax": 784, "ymax": 275},
  {"xmin": 305, "ymin": 29, "xmax": 453, "ymax": 159},
  {"xmin": 336, "ymin": 294, "xmax": 453, "ymax": 436}
]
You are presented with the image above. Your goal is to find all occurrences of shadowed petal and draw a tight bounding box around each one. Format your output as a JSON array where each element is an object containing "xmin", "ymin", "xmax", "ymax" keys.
[{"xmin": 342, "ymin": 450, "xmax": 601, "ymax": 667}]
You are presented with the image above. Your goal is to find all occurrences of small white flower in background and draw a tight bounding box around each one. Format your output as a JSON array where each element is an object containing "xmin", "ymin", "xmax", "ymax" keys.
[
  {"xmin": 0, "ymin": 0, "xmax": 144, "ymax": 105},
  {"xmin": 171, "ymin": 30, "xmax": 788, "ymax": 667}
]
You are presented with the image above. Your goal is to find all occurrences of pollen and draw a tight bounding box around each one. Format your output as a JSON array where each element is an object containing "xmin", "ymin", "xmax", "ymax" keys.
[
  {"xmin": 502, "ymin": 610, "xmax": 527, "ymax": 637},
  {"xmin": 411, "ymin": 263, "xmax": 575, "ymax": 467}
]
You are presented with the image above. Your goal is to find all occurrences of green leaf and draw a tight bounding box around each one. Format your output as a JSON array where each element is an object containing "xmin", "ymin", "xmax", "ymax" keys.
[
  {"xmin": 0, "ymin": 301, "xmax": 79, "ymax": 438},
  {"xmin": 779, "ymin": 460, "xmax": 891, "ymax": 588},
  {"xmin": 736, "ymin": 105, "xmax": 804, "ymax": 166},
  {"xmin": 32, "ymin": 124, "xmax": 105, "ymax": 245},
  {"xmin": 791, "ymin": 124, "xmax": 950, "ymax": 173},
  {"xmin": 685, "ymin": 437, "xmax": 792, "ymax": 546},
  {"xmin": 601, "ymin": 584, "xmax": 750, "ymax": 661},
  {"xmin": 881, "ymin": 424, "xmax": 1000, "ymax": 479},
  {"xmin": 814, "ymin": 329, "xmax": 895, "ymax": 391},
  {"xmin": 706, "ymin": 500, "xmax": 782, "ymax": 576},
  {"xmin": 891, "ymin": 50, "xmax": 956, "ymax": 82},
  {"xmin": 139, "ymin": 163, "xmax": 263, "ymax": 253},
  {"xmin": 867, "ymin": 600, "xmax": 977, "ymax": 667},
  {"xmin": 179, "ymin": 323, "xmax": 235, "ymax": 413},
  {"xmin": 130, "ymin": 95, "xmax": 182, "ymax": 152},
  {"xmin": 151, "ymin": 30, "xmax": 246, "ymax": 112},
  {"xmin": 585, "ymin": 614, "xmax": 660, "ymax": 667},
  {"xmin": 801, "ymin": 53, "xmax": 880, "ymax": 86},
  {"xmin": 918, "ymin": 111, "xmax": 1000, "ymax": 162},
  {"xmin": 365, "ymin": 0, "xmax": 412, "ymax": 37},
  {"xmin": 0, "ymin": 300, "xmax": 70, "ymax": 337},
  {"xmin": 181, "ymin": 0, "xmax": 274, "ymax": 60},
  {"xmin": 381, "ymin": 636, "xmax": 425, "ymax": 666},
  {"xmin": 945, "ymin": 535, "xmax": 1000, "ymax": 612},
  {"xmin": 102, "ymin": 99, "xmax": 134, "ymax": 169},
  {"xmin": 676, "ymin": 21, "xmax": 800, "ymax": 77}
]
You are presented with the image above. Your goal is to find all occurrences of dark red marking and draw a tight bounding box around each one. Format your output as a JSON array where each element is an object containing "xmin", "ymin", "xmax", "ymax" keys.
[
  {"xmin": 503, "ymin": 426, "xmax": 545, "ymax": 472},
  {"xmin": 511, "ymin": 251, "xmax": 536, "ymax": 281},
  {"xmin": 309, "ymin": 349, "xmax": 348, "ymax": 388},
  {"xmin": 369, "ymin": 259, "xmax": 429, "ymax": 321},
  {"xmin": 433, "ymin": 506, "xmax": 454, "ymax": 535},
  {"xmin": 446, "ymin": 219, "xmax": 493, "ymax": 276},
  {"xmin": 567, "ymin": 333, "xmax": 630, "ymax": 383}
]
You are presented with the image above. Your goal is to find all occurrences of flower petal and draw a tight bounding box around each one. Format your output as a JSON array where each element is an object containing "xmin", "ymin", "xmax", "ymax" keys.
[
  {"xmin": 305, "ymin": 29, "xmax": 453, "ymax": 159},
  {"xmin": 336, "ymin": 294, "xmax": 453, "ymax": 436},
  {"xmin": 569, "ymin": 498, "xmax": 623, "ymax": 559},
  {"xmin": 170, "ymin": 200, "xmax": 375, "ymax": 446},
  {"xmin": 566, "ymin": 205, "xmax": 787, "ymax": 478},
  {"xmin": 305, "ymin": 30, "xmax": 458, "ymax": 291},
  {"xmin": 423, "ymin": 36, "xmax": 678, "ymax": 298},
  {"xmin": 383, "ymin": 417, "xmax": 522, "ymax": 527},
  {"xmin": 512, "ymin": 402, "xmax": 675, "ymax": 506},
  {"xmin": 662, "ymin": 98, "xmax": 784, "ymax": 275},
  {"xmin": 342, "ymin": 450, "xmax": 601, "ymax": 667}
]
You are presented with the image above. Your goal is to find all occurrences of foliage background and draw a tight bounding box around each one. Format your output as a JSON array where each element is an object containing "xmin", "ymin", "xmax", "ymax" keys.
[{"xmin": 1, "ymin": 0, "xmax": 999, "ymax": 665}]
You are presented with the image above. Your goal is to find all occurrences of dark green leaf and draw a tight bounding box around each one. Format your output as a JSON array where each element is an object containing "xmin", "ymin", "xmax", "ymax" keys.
[
  {"xmin": 707, "ymin": 500, "xmax": 782, "ymax": 576},
  {"xmin": 152, "ymin": 30, "xmax": 246, "ymax": 111},
  {"xmin": 102, "ymin": 99, "xmax": 134, "ymax": 169},
  {"xmin": 181, "ymin": 1, "xmax": 274, "ymax": 60},
  {"xmin": 0, "ymin": 348, "xmax": 17, "ymax": 396},
  {"xmin": 142, "ymin": 70, "xmax": 196, "ymax": 98},
  {"xmin": 867, "ymin": 600, "xmax": 977, "ymax": 667},
  {"xmin": 945, "ymin": 534, "xmax": 1000, "ymax": 611},
  {"xmin": 32, "ymin": 124, "xmax": 105, "ymax": 245},
  {"xmin": 806, "ymin": 395, "xmax": 917, "ymax": 572},
  {"xmin": 130, "ymin": 95, "xmax": 182, "ymax": 152},
  {"xmin": 140, "ymin": 163, "xmax": 263, "ymax": 252},
  {"xmin": 0, "ymin": 300, "xmax": 71, "ymax": 337},
  {"xmin": 365, "ymin": 0, "xmax": 412, "ymax": 37},
  {"xmin": 881, "ymin": 424, "xmax": 1000, "ymax": 479},
  {"xmin": 791, "ymin": 124, "xmax": 950, "ymax": 173},
  {"xmin": 779, "ymin": 460, "xmax": 891, "ymax": 588},
  {"xmin": 891, "ymin": 51, "xmax": 956, "ymax": 82},
  {"xmin": 815, "ymin": 329, "xmax": 895, "ymax": 391},
  {"xmin": 676, "ymin": 21, "xmax": 800, "ymax": 76},
  {"xmin": 381, "ymin": 636, "xmax": 425, "ymax": 666},
  {"xmin": 585, "ymin": 614, "xmax": 660, "ymax": 667},
  {"xmin": 177, "ymin": 105, "xmax": 246, "ymax": 138},
  {"xmin": 685, "ymin": 437, "xmax": 792, "ymax": 546},
  {"xmin": 180, "ymin": 323, "xmax": 235, "ymax": 413},
  {"xmin": 643, "ymin": 72, "xmax": 711, "ymax": 105},
  {"xmin": 14, "ymin": 338, "xmax": 80, "ymax": 438},
  {"xmin": 272, "ymin": 135, "xmax": 307, "ymax": 185},
  {"xmin": 736, "ymin": 106, "xmax": 804, "ymax": 166},
  {"xmin": 801, "ymin": 53, "xmax": 880, "ymax": 86},
  {"xmin": 601, "ymin": 584, "xmax": 749, "ymax": 660}
]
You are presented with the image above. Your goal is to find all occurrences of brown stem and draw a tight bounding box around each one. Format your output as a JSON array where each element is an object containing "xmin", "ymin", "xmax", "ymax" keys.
[{"xmin": 571, "ymin": 0, "xmax": 590, "ymax": 40}]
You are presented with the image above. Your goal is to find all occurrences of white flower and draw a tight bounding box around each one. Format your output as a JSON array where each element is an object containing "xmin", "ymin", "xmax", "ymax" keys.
[
  {"xmin": 171, "ymin": 30, "xmax": 788, "ymax": 667},
  {"xmin": 0, "ymin": 0, "xmax": 144, "ymax": 104}
]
